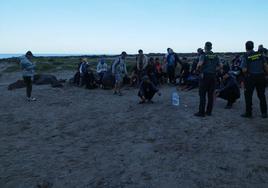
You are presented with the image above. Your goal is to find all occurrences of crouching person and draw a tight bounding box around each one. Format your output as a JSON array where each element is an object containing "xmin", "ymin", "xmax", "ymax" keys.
[
  {"xmin": 138, "ymin": 76, "xmax": 161, "ymax": 104},
  {"xmin": 216, "ymin": 70, "xmax": 240, "ymax": 109}
]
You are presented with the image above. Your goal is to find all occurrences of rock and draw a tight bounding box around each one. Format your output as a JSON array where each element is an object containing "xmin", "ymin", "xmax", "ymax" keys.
[
  {"xmin": 33, "ymin": 74, "xmax": 58, "ymax": 85},
  {"xmin": 8, "ymin": 80, "xmax": 26, "ymax": 90}
]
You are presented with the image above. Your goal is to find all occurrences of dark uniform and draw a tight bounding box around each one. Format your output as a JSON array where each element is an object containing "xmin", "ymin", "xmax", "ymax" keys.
[
  {"xmin": 197, "ymin": 51, "xmax": 220, "ymax": 116},
  {"xmin": 241, "ymin": 51, "xmax": 268, "ymax": 117}
]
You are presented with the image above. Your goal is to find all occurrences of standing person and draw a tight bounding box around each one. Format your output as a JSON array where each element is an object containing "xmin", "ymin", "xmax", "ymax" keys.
[
  {"xmin": 112, "ymin": 51, "xmax": 128, "ymax": 96},
  {"xmin": 19, "ymin": 51, "xmax": 36, "ymax": 102},
  {"xmin": 166, "ymin": 48, "xmax": 179, "ymax": 84},
  {"xmin": 136, "ymin": 49, "xmax": 148, "ymax": 83},
  {"xmin": 138, "ymin": 76, "xmax": 161, "ymax": 104},
  {"xmin": 194, "ymin": 42, "xmax": 221, "ymax": 117},
  {"xmin": 96, "ymin": 57, "xmax": 108, "ymax": 88},
  {"xmin": 241, "ymin": 41, "xmax": 268, "ymax": 118}
]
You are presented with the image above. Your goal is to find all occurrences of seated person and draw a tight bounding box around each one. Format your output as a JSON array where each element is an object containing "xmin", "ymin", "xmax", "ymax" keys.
[
  {"xmin": 79, "ymin": 58, "xmax": 89, "ymax": 87},
  {"xmin": 130, "ymin": 66, "xmax": 139, "ymax": 87},
  {"xmin": 84, "ymin": 68, "xmax": 98, "ymax": 89},
  {"xmin": 216, "ymin": 68, "xmax": 240, "ymax": 109},
  {"xmin": 138, "ymin": 76, "xmax": 161, "ymax": 104},
  {"xmin": 179, "ymin": 57, "xmax": 190, "ymax": 86},
  {"xmin": 73, "ymin": 61, "xmax": 83, "ymax": 86},
  {"xmin": 96, "ymin": 58, "xmax": 108, "ymax": 87}
]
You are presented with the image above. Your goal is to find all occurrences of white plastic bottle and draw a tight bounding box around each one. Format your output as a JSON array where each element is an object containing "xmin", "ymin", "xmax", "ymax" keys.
[{"xmin": 172, "ymin": 90, "xmax": 180, "ymax": 106}]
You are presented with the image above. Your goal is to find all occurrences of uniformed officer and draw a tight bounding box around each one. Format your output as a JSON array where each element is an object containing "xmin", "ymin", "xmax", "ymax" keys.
[
  {"xmin": 241, "ymin": 41, "xmax": 268, "ymax": 118},
  {"xmin": 194, "ymin": 42, "xmax": 221, "ymax": 117}
]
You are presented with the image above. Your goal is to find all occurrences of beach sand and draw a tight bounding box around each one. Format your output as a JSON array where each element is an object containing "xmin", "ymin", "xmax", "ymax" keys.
[{"xmin": 0, "ymin": 71, "xmax": 268, "ymax": 188}]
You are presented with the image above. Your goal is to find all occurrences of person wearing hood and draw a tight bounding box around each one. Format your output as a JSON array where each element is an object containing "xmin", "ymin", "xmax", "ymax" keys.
[
  {"xmin": 216, "ymin": 65, "xmax": 241, "ymax": 109},
  {"xmin": 138, "ymin": 76, "xmax": 161, "ymax": 104},
  {"xmin": 19, "ymin": 51, "xmax": 36, "ymax": 101},
  {"xmin": 96, "ymin": 57, "xmax": 108, "ymax": 87}
]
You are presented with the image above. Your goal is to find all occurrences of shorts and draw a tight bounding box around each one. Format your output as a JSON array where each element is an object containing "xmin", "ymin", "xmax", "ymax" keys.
[{"xmin": 115, "ymin": 74, "xmax": 123, "ymax": 83}]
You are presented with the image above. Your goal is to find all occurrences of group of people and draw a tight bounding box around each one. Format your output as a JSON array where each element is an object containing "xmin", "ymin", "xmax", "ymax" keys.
[{"xmin": 19, "ymin": 40, "xmax": 268, "ymax": 118}]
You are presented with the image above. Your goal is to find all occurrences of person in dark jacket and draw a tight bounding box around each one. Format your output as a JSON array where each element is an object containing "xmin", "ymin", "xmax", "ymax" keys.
[
  {"xmin": 138, "ymin": 76, "xmax": 161, "ymax": 104},
  {"xmin": 147, "ymin": 57, "xmax": 158, "ymax": 86},
  {"xmin": 216, "ymin": 67, "xmax": 241, "ymax": 109}
]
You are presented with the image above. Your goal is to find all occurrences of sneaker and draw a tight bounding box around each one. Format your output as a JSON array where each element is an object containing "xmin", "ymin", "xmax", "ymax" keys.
[
  {"xmin": 241, "ymin": 113, "xmax": 252, "ymax": 118},
  {"xmin": 261, "ymin": 114, "xmax": 268, "ymax": 119},
  {"xmin": 27, "ymin": 97, "xmax": 37, "ymax": 102},
  {"xmin": 206, "ymin": 112, "xmax": 212, "ymax": 116},
  {"xmin": 139, "ymin": 100, "xmax": 146, "ymax": 104},
  {"xmin": 194, "ymin": 112, "xmax": 205, "ymax": 117}
]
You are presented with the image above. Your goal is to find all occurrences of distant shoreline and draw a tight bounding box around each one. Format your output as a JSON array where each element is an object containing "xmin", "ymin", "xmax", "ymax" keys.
[{"xmin": 0, "ymin": 52, "xmax": 244, "ymax": 60}]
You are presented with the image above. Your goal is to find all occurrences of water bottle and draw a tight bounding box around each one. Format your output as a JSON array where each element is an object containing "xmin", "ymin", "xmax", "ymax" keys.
[{"xmin": 172, "ymin": 90, "xmax": 180, "ymax": 106}]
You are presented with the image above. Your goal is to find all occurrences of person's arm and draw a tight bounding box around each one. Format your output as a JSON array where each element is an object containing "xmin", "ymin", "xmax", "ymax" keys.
[
  {"xmin": 96, "ymin": 63, "xmax": 101, "ymax": 73},
  {"xmin": 241, "ymin": 56, "xmax": 248, "ymax": 74},
  {"xmin": 112, "ymin": 61, "xmax": 116, "ymax": 75},
  {"xmin": 263, "ymin": 56, "xmax": 268, "ymax": 74},
  {"xmin": 143, "ymin": 56, "xmax": 148, "ymax": 69},
  {"xmin": 196, "ymin": 55, "xmax": 205, "ymax": 71},
  {"xmin": 216, "ymin": 56, "xmax": 222, "ymax": 71},
  {"xmin": 124, "ymin": 63, "xmax": 128, "ymax": 75}
]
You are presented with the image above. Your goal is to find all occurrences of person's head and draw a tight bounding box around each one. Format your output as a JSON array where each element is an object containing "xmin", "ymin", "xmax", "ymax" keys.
[
  {"xmin": 81, "ymin": 58, "xmax": 88, "ymax": 63},
  {"xmin": 197, "ymin": 48, "xmax": 203, "ymax": 55},
  {"xmin": 155, "ymin": 58, "xmax": 160, "ymax": 64},
  {"xmin": 138, "ymin": 49, "xmax": 143, "ymax": 55},
  {"xmin": 221, "ymin": 64, "xmax": 230, "ymax": 76},
  {"xmin": 204, "ymin": 42, "xmax": 212, "ymax": 52},
  {"xmin": 245, "ymin": 41, "xmax": 254, "ymax": 51},
  {"xmin": 149, "ymin": 57, "xmax": 154, "ymax": 64},
  {"xmin": 167, "ymin": 48, "xmax": 171, "ymax": 53},
  {"xmin": 121, "ymin": 51, "xmax": 127, "ymax": 59},
  {"xmin": 100, "ymin": 57, "xmax": 105, "ymax": 65},
  {"xmin": 25, "ymin": 51, "xmax": 34, "ymax": 59}
]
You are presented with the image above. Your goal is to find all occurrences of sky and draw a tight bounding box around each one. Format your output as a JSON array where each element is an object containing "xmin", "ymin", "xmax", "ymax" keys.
[{"xmin": 0, "ymin": 0, "xmax": 268, "ymax": 54}]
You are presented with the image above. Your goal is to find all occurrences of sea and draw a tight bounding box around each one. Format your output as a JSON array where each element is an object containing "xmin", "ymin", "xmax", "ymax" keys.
[{"xmin": 0, "ymin": 54, "xmax": 92, "ymax": 59}]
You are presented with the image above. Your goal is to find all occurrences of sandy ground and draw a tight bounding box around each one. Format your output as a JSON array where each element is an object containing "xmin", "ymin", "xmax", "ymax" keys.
[{"xmin": 0, "ymin": 71, "xmax": 268, "ymax": 188}]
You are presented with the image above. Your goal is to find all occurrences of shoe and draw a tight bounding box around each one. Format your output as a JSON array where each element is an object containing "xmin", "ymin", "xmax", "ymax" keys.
[
  {"xmin": 113, "ymin": 91, "xmax": 118, "ymax": 95},
  {"xmin": 206, "ymin": 112, "xmax": 212, "ymax": 116},
  {"xmin": 148, "ymin": 100, "xmax": 154, "ymax": 104},
  {"xmin": 27, "ymin": 97, "xmax": 37, "ymax": 102},
  {"xmin": 118, "ymin": 92, "xmax": 123, "ymax": 96},
  {"xmin": 194, "ymin": 112, "xmax": 205, "ymax": 117},
  {"xmin": 241, "ymin": 113, "xmax": 252, "ymax": 118},
  {"xmin": 261, "ymin": 114, "xmax": 268, "ymax": 119},
  {"xmin": 139, "ymin": 100, "xmax": 145, "ymax": 104}
]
